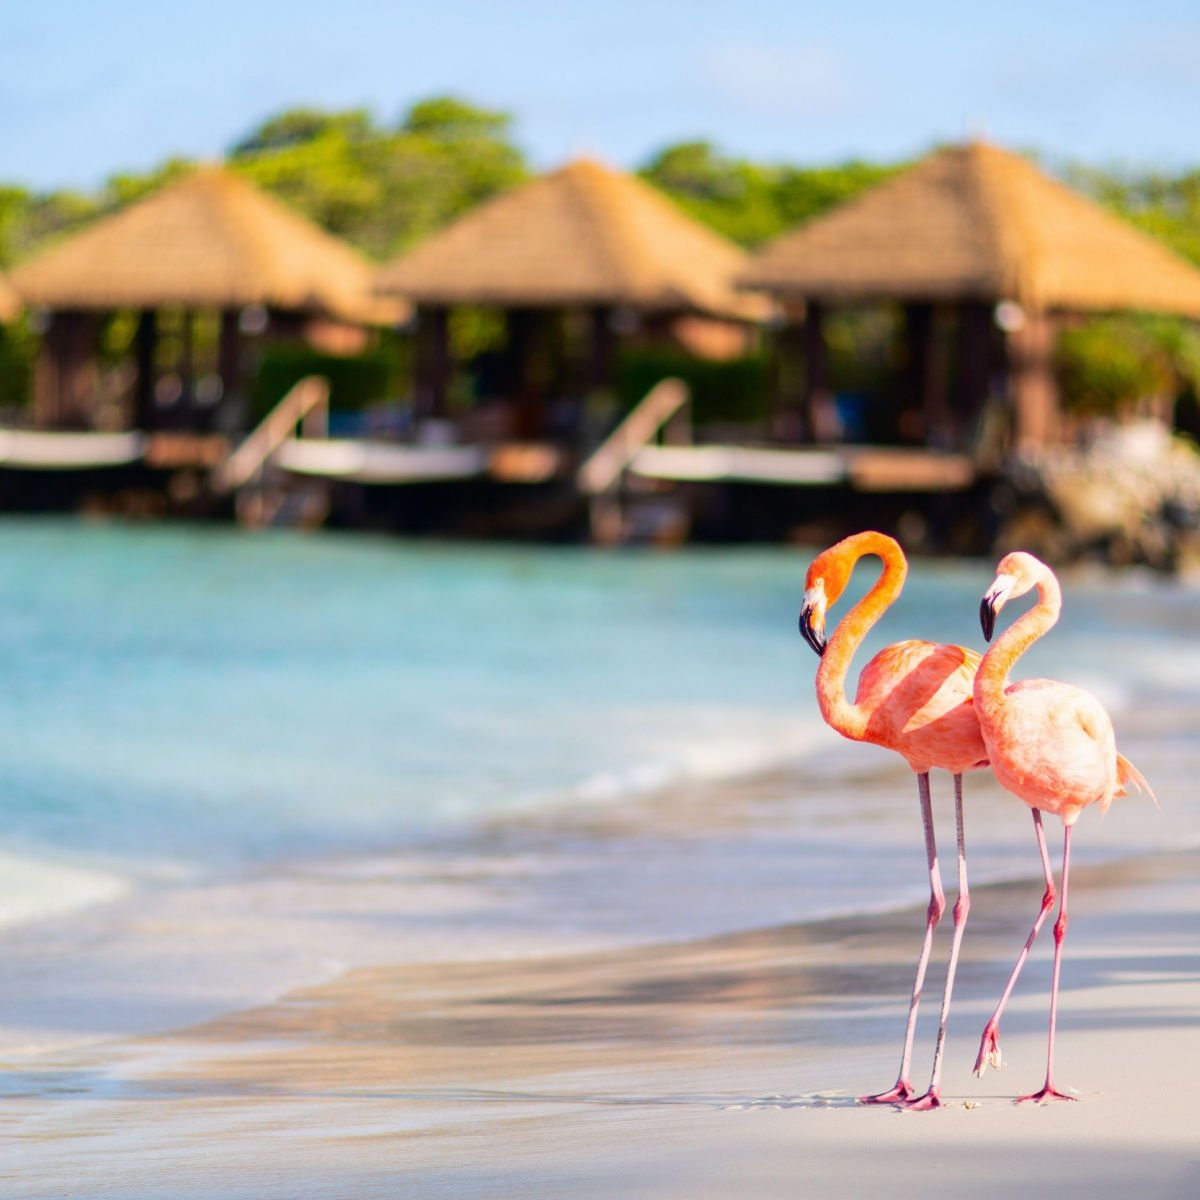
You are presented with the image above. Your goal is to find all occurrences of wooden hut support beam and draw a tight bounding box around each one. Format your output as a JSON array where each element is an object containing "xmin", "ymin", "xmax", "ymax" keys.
[
  {"xmin": 414, "ymin": 306, "xmax": 450, "ymax": 422},
  {"xmin": 1007, "ymin": 308, "xmax": 1059, "ymax": 452},
  {"xmin": 803, "ymin": 302, "xmax": 828, "ymax": 443},
  {"xmin": 589, "ymin": 306, "xmax": 615, "ymax": 393},
  {"xmin": 134, "ymin": 309, "xmax": 157, "ymax": 430},
  {"xmin": 769, "ymin": 304, "xmax": 805, "ymax": 441},
  {"xmin": 953, "ymin": 302, "xmax": 993, "ymax": 449},
  {"xmin": 904, "ymin": 303, "xmax": 951, "ymax": 448},
  {"xmin": 507, "ymin": 307, "xmax": 547, "ymax": 439},
  {"xmin": 34, "ymin": 310, "xmax": 98, "ymax": 429},
  {"xmin": 179, "ymin": 310, "xmax": 196, "ymax": 427},
  {"xmin": 218, "ymin": 309, "xmax": 241, "ymax": 413}
]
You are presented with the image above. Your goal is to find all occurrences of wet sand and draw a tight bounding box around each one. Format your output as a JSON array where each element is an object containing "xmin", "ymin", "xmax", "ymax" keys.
[{"xmin": 0, "ymin": 847, "xmax": 1196, "ymax": 1199}]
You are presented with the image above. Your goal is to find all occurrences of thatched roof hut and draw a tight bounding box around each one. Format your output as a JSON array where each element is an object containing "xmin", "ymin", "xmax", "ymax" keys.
[
  {"xmin": 742, "ymin": 142, "xmax": 1200, "ymax": 450},
  {"xmin": 742, "ymin": 142, "xmax": 1200, "ymax": 316},
  {"xmin": 0, "ymin": 272, "xmax": 19, "ymax": 323},
  {"xmin": 12, "ymin": 166, "xmax": 399, "ymax": 326},
  {"xmin": 376, "ymin": 157, "xmax": 762, "ymax": 321},
  {"xmin": 376, "ymin": 158, "xmax": 764, "ymax": 429},
  {"xmin": 11, "ymin": 167, "xmax": 403, "ymax": 430}
]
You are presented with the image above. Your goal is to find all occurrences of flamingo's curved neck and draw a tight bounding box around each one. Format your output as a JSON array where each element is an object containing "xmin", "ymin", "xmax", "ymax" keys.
[
  {"xmin": 976, "ymin": 566, "xmax": 1062, "ymax": 711},
  {"xmin": 815, "ymin": 534, "xmax": 907, "ymax": 739}
]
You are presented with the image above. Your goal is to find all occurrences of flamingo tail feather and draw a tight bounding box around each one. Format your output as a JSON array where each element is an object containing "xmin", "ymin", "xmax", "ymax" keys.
[{"xmin": 1116, "ymin": 754, "xmax": 1159, "ymax": 811}]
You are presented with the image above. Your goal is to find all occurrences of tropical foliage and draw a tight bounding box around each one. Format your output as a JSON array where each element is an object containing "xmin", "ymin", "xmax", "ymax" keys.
[
  {"xmin": 5, "ymin": 99, "xmax": 1200, "ymax": 420},
  {"xmin": 639, "ymin": 140, "xmax": 898, "ymax": 247}
]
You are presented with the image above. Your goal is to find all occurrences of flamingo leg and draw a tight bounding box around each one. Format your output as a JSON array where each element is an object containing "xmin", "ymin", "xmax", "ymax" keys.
[
  {"xmin": 859, "ymin": 772, "xmax": 945, "ymax": 1105},
  {"xmin": 900, "ymin": 773, "xmax": 969, "ymax": 1111},
  {"xmin": 1016, "ymin": 824, "xmax": 1075, "ymax": 1104},
  {"xmin": 973, "ymin": 808, "xmax": 1055, "ymax": 1076}
]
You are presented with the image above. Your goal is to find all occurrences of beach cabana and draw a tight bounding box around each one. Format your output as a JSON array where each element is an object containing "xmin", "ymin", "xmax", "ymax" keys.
[
  {"xmin": 375, "ymin": 157, "xmax": 765, "ymax": 438},
  {"xmin": 742, "ymin": 141, "xmax": 1200, "ymax": 452},
  {"xmin": 11, "ymin": 167, "xmax": 402, "ymax": 431}
]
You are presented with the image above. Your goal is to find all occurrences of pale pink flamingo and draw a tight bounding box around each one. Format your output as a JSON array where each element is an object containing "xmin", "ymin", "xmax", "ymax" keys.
[
  {"xmin": 800, "ymin": 531, "xmax": 988, "ymax": 1110},
  {"xmin": 974, "ymin": 551, "xmax": 1154, "ymax": 1103}
]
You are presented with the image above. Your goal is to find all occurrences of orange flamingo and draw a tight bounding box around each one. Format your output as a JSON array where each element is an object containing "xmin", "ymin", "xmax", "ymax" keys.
[
  {"xmin": 800, "ymin": 531, "xmax": 988, "ymax": 1110},
  {"xmin": 974, "ymin": 551, "xmax": 1155, "ymax": 1103}
]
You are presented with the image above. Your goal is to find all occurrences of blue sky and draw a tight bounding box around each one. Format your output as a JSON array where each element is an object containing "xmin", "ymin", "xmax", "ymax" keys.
[{"xmin": 3, "ymin": 0, "xmax": 1199, "ymax": 190}]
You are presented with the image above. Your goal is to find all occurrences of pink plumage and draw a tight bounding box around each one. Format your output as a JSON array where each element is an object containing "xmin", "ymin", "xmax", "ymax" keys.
[
  {"xmin": 973, "ymin": 550, "xmax": 1155, "ymax": 1103},
  {"xmin": 800, "ymin": 531, "xmax": 986, "ymax": 1111}
]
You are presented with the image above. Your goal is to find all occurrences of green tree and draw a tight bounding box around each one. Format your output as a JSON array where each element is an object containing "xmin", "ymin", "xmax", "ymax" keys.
[
  {"xmin": 229, "ymin": 97, "xmax": 527, "ymax": 258},
  {"xmin": 401, "ymin": 95, "xmax": 511, "ymax": 142},
  {"xmin": 231, "ymin": 108, "xmax": 376, "ymax": 156},
  {"xmin": 1058, "ymin": 315, "xmax": 1200, "ymax": 414},
  {"xmin": 1065, "ymin": 164, "xmax": 1200, "ymax": 267},
  {"xmin": 640, "ymin": 141, "xmax": 899, "ymax": 247}
]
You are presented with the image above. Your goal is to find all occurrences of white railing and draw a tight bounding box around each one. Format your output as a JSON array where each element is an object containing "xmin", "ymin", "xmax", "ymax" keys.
[
  {"xmin": 577, "ymin": 378, "xmax": 691, "ymax": 495},
  {"xmin": 576, "ymin": 378, "xmax": 691, "ymax": 543},
  {"xmin": 211, "ymin": 375, "xmax": 329, "ymax": 495}
]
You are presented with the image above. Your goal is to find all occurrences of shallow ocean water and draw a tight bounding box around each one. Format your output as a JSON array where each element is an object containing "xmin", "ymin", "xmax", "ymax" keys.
[
  {"xmin": 0, "ymin": 517, "xmax": 1195, "ymax": 1055},
  {"xmin": 0, "ymin": 517, "xmax": 1194, "ymax": 931}
]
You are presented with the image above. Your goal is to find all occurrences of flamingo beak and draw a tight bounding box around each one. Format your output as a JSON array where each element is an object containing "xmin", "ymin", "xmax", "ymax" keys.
[
  {"xmin": 798, "ymin": 584, "xmax": 827, "ymax": 657},
  {"xmin": 979, "ymin": 574, "xmax": 1016, "ymax": 642}
]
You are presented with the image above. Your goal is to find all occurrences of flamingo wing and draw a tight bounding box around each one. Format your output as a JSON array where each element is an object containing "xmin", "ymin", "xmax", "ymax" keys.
[
  {"xmin": 854, "ymin": 640, "xmax": 978, "ymax": 713},
  {"xmin": 854, "ymin": 640, "xmax": 985, "ymax": 772}
]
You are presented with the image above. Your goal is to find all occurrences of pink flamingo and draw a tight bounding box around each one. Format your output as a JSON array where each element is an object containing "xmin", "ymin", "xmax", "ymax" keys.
[
  {"xmin": 974, "ymin": 551, "xmax": 1155, "ymax": 1103},
  {"xmin": 800, "ymin": 531, "xmax": 988, "ymax": 1110}
]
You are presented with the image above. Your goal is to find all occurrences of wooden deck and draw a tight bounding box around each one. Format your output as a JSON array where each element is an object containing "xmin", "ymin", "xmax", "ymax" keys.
[
  {"xmin": 0, "ymin": 426, "xmax": 977, "ymax": 496},
  {"xmin": 630, "ymin": 445, "xmax": 977, "ymax": 491},
  {"xmin": 276, "ymin": 439, "xmax": 567, "ymax": 485},
  {"xmin": 0, "ymin": 429, "xmax": 146, "ymax": 469},
  {"xmin": 275, "ymin": 439, "xmax": 489, "ymax": 484}
]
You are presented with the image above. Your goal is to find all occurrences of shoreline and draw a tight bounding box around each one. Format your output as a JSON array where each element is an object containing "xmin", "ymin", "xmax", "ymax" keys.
[
  {"xmin": 0, "ymin": 740, "xmax": 1175, "ymax": 1064},
  {"xmin": 0, "ymin": 845, "xmax": 1197, "ymax": 1196}
]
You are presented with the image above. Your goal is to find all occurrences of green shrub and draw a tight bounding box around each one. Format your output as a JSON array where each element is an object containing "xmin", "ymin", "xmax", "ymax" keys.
[
  {"xmin": 0, "ymin": 318, "xmax": 35, "ymax": 414},
  {"xmin": 1057, "ymin": 316, "xmax": 1200, "ymax": 414},
  {"xmin": 614, "ymin": 346, "xmax": 770, "ymax": 426},
  {"xmin": 251, "ymin": 340, "xmax": 406, "ymax": 421}
]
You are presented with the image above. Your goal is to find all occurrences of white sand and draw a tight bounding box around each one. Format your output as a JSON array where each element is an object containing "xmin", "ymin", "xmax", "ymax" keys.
[{"xmin": 0, "ymin": 848, "xmax": 1195, "ymax": 1199}]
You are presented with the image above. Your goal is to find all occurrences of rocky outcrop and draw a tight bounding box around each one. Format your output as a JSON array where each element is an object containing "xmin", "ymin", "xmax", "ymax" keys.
[{"xmin": 995, "ymin": 420, "xmax": 1200, "ymax": 572}]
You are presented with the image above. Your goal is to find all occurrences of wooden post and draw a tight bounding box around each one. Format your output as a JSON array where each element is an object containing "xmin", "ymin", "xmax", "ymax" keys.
[
  {"xmin": 802, "ymin": 301, "xmax": 828, "ymax": 443},
  {"xmin": 589, "ymin": 306, "xmax": 615, "ymax": 393},
  {"xmin": 133, "ymin": 310, "xmax": 158, "ymax": 430},
  {"xmin": 952, "ymin": 302, "xmax": 993, "ymax": 449},
  {"xmin": 768, "ymin": 300, "xmax": 805, "ymax": 442},
  {"xmin": 179, "ymin": 309, "xmax": 196, "ymax": 429},
  {"xmin": 904, "ymin": 303, "xmax": 950, "ymax": 447},
  {"xmin": 32, "ymin": 321, "xmax": 60, "ymax": 428},
  {"xmin": 507, "ymin": 307, "xmax": 544, "ymax": 439},
  {"xmin": 413, "ymin": 305, "xmax": 450, "ymax": 422},
  {"xmin": 218, "ymin": 309, "xmax": 241, "ymax": 407},
  {"xmin": 33, "ymin": 310, "xmax": 97, "ymax": 428},
  {"xmin": 1007, "ymin": 308, "xmax": 1059, "ymax": 452}
]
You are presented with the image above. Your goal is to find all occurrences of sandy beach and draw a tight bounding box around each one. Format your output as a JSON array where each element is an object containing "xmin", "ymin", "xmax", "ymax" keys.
[
  {"xmin": 0, "ymin": 834, "xmax": 1195, "ymax": 1199},
  {"xmin": 0, "ymin": 532, "xmax": 1195, "ymax": 1197}
]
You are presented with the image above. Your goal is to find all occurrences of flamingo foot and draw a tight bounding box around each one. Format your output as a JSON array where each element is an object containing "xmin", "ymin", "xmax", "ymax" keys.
[
  {"xmin": 1014, "ymin": 1084, "xmax": 1075, "ymax": 1105},
  {"xmin": 896, "ymin": 1089, "xmax": 943, "ymax": 1112},
  {"xmin": 858, "ymin": 1080, "xmax": 914, "ymax": 1105},
  {"xmin": 974, "ymin": 1023, "xmax": 1002, "ymax": 1076}
]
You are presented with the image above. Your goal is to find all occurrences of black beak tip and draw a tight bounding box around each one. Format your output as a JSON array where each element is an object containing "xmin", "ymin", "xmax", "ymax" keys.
[
  {"xmin": 798, "ymin": 608, "xmax": 827, "ymax": 657},
  {"xmin": 979, "ymin": 596, "xmax": 996, "ymax": 643}
]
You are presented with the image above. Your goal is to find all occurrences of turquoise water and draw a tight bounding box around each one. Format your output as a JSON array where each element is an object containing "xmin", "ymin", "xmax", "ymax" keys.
[
  {"xmin": 0, "ymin": 519, "xmax": 1195, "ymax": 929},
  {"xmin": 0, "ymin": 522, "xmax": 813, "ymax": 869}
]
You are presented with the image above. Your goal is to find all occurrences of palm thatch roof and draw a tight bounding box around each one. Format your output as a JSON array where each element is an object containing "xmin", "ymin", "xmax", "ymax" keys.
[
  {"xmin": 0, "ymin": 272, "xmax": 19, "ymax": 322},
  {"xmin": 742, "ymin": 142, "xmax": 1200, "ymax": 318},
  {"xmin": 11, "ymin": 167, "xmax": 403, "ymax": 325},
  {"xmin": 375, "ymin": 158, "xmax": 766, "ymax": 321}
]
